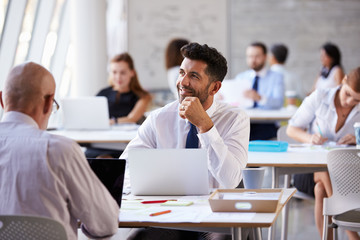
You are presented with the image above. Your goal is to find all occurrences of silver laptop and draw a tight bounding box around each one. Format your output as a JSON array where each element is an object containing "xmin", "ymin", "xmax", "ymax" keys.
[
  {"xmin": 129, "ymin": 149, "xmax": 210, "ymax": 196},
  {"xmin": 61, "ymin": 96, "xmax": 110, "ymax": 130}
]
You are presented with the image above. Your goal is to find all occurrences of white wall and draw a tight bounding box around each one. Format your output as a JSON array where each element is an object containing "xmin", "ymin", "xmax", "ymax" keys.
[{"xmin": 229, "ymin": 0, "xmax": 360, "ymax": 94}]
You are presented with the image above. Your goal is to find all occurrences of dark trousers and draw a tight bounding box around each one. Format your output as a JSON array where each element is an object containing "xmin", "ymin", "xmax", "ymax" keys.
[{"xmin": 249, "ymin": 123, "xmax": 278, "ymax": 140}]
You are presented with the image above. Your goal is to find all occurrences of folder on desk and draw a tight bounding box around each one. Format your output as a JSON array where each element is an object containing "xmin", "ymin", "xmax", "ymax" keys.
[{"xmin": 249, "ymin": 140, "xmax": 288, "ymax": 152}]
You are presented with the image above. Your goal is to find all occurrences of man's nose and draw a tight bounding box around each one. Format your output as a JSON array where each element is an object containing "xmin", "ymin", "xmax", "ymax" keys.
[{"xmin": 179, "ymin": 73, "xmax": 190, "ymax": 86}]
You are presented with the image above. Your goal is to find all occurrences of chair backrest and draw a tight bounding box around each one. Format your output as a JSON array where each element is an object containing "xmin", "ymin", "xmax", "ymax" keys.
[
  {"xmin": 276, "ymin": 125, "xmax": 299, "ymax": 143},
  {"xmin": 324, "ymin": 149, "xmax": 360, "ymax": 215},
  {"xmin": 0, "ymin": 215, "xmax": 67, "ymax": 240}
]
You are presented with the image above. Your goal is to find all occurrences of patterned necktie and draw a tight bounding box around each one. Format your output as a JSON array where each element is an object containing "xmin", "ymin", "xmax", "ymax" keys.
[
  {"xmin": 185, "ymin": 123, "xmax": 199, "ymax": 148},
  {"xmin": 252, "ymin": 75, "xmax": 259, "ymax": 108}
]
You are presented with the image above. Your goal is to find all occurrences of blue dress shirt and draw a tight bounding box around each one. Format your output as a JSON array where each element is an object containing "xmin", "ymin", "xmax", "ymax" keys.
[{"xmin": 235, "ymin": 68, "xmax": 285, "ymax": 109}]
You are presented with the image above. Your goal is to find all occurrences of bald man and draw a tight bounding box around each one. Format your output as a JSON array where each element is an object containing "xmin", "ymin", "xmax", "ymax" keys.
[{"xmin": 0, "ymin": 62, "xmax": 119, "ymax": 240}]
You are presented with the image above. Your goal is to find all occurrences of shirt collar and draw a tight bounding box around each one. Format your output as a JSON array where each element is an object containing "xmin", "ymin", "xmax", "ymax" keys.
[
  {"xmin": 326, "ymin": 86, "xmax": 339, "ymax": 111},
  {"xmin": 2, "ymin": 111, "xmax": 39, "ymax": 129},
  {"xmin": 251, "ymin": 67, "xmax": 267, "ymax": 78}
]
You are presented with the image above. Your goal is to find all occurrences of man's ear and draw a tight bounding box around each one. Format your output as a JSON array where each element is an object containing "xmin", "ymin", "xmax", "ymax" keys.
[
  {"xmin": 0, "ymin": 91, "xmax": 4, "ymax": 109},
  {"xmin": 209, "ymin": 81, "xmax": 222, "ymax": 96},
  {"xmin": 43, "ymin": 95, "xmax": 53, "ymax": 114}
]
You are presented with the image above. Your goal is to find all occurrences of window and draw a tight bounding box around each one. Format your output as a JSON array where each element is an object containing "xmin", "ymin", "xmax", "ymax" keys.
[
  {"xmin": 41, "ymin": 0, "xmax": 65, "ymax": 68},
  {"xmin": 0, "ymin": 0, "xmax": 9, "ymax": 40},
  {"xmin": 13, "ymin": 0, "xmax": 38, "ymax": 65}
]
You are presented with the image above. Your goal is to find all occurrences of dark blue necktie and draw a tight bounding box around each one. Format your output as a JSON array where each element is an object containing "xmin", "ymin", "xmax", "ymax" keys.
[
  {"xmin": 252, "ymin": 75, "xmax": 259, "ymax": 108},
  {"xmin": 185, "ymin": 123, "xmax": 199, "ymax": 148}
]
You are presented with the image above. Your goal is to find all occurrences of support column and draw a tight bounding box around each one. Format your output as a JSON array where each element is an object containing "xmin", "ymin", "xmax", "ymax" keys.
[{"xmin": 70, "ymin": 0, "xmax": 107, "ymax": 96}]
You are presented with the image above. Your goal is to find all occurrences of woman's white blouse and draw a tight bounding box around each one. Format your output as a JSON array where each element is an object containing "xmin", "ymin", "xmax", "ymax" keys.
[{"xmin": 289, "ymin": 86, "xmax": 360, "ymax": 142}]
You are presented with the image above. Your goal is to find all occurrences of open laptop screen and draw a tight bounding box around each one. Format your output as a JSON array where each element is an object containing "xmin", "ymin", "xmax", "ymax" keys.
[
  {"xmin": 128, "ymin": 149, "xmax": 209, "ymax": 196},
  {"xmin": 87, "ymin": 158, "xmax": 125, "ymax": 207},
  {"xmin": 61, "ymin": 96, "xmax": 110, "ymax": 130}
]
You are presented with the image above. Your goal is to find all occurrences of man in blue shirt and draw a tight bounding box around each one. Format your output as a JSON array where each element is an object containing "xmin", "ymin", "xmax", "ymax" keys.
[{"xmin": 235, "ymin": 42, "xmax": 285, "ymax": 140}]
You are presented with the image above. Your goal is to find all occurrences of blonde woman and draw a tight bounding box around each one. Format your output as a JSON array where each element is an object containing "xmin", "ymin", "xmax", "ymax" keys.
[{"xmin": 98, "ymin": 52, "xmax": 151, "ymax": 125}]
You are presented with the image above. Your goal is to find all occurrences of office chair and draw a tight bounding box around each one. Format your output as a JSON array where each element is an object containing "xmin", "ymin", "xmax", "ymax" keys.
[
  {"xmin": 322, "ymin": 149, "xmax": 360, "ymax": 240},
  {"xmin": 0, "ymin": 215, "xmax": 67, "ymax": 240}
]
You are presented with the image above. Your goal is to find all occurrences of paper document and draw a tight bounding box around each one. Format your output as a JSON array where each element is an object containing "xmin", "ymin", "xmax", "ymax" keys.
[{"xmin": 217, "ymin": 79, "xmax": 253, "ymax": 109}]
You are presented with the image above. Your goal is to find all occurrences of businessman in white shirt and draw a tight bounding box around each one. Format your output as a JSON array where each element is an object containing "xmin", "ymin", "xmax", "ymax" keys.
[
  {"xmin": 122, "ymin": 42, "xmax": 249, "ymax": 190},
  {"xmin": 122, "ymin": 43, "xmax": 250, "ymax": 239}
]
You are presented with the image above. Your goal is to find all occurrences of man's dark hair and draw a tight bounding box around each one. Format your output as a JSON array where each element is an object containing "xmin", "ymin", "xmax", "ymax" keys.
[
  {"xmin": 270, "ymin": 44, "xmax": 288, "ymax": 64},
  {"xmin": 180, "ymin": 42, "xmax": 227, "ymax": 82},
  {"xmin": 250, "ymin": 42, "xmax": 267, "ymax": 55}
]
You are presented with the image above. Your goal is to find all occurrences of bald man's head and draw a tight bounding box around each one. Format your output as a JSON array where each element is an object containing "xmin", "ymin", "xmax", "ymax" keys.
[
  {"xmin": 1, "ymin": 62, "xmax": 56, "ymax": 129},
  {"xmin": 3, "ymin": 62, "xmax": 55, "ymax": 112}
]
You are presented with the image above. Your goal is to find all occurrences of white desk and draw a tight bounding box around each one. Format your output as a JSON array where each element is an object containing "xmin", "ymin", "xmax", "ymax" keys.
[
  {"xmin": 245, "ymin": 107, "xmax": 297, "ymax": 122},
  {"xmin": 119, "ymin": 188, "xmax": 296, "ymax": 240},
  {"xmin": 49, "ymin": 125, "xmax": 138, "ymax": 151},
  {"xmin": 49, "ymin": 129, "xmax": 137, "ymax": 144},
  {"xmin": 48, "ymin": 124, "xmax": 139, "ymax": 144},
  {"xmin": 146, "ymin": 106, "xmax": 297, "ymax": 123},
  {"xmin": 247, "ymin": 145, "xmax": 335, "ymax": 240}
]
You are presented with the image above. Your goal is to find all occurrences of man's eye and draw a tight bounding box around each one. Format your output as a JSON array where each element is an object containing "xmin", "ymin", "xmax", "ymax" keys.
[{"xmin": 191, "ymin": 74, "xmax": 199, "ymax": 79}]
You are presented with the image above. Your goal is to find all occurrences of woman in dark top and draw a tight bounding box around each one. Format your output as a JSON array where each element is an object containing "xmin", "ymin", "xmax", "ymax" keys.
[
  {"xmin": 86, "ymin": 53, "xmax": 151, "ymax": 158},
  {"xmin": 98, "ymin": 53, "xmax": 151, "ymax": 124}
]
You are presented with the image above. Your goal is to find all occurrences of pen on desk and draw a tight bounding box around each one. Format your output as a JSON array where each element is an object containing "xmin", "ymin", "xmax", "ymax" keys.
[
  {"xmin": 149, "ymin": 210, "xmax": 171, "ymax": 217},
  {"xmin": 141, "ymin": 200, "xmax": 176, "ymax": 204}
]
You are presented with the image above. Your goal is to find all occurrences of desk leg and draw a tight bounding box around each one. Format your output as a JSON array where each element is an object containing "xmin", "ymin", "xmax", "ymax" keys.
[
  {"xmin": 280, "ymin": 174, "xmax": 291, "ymax": 240},
  {"xmin": 232, "ymin": 227, "xmax": 242, "ymax": 240},
  {"xmin": 268, "ymin": 167, "xmax": 279, "ymax": 240}
]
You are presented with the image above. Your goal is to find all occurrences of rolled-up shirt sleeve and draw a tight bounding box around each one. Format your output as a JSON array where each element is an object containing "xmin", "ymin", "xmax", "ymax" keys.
[
  {"xmin": 198, "ymin": 112, "xmax": 250, "ymax": 189},
  {"xmin": 288, "ymin": 89, "xmax": 322, "ymax": 129}
]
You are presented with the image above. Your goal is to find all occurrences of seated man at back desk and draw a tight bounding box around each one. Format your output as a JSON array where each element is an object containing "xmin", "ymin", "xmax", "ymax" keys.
[
  {"xmin": 0, "ymin": 62, "xmax": 119, "ymax": 240},
  {"xmin": 235, "ymin": 42, "xmax": 284, "ymax": 140},
  {"xmin": 121, "ymin": 43, "xmax": 250, "ymax": 239}
]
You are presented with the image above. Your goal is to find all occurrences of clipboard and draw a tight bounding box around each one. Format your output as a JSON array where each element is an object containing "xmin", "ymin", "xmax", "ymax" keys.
[{"xmin": 208, "ymin": 189, "xmax": 283, "ymax": 213}]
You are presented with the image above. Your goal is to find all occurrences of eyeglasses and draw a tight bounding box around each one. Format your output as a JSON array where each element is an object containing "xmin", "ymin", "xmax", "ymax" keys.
[{"xmin": 52, "ymin": 99, "xmax": 60, "ymax": 114}]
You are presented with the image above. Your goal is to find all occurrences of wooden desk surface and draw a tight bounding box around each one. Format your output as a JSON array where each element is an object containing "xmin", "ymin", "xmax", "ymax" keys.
[{"xmin": 118, "ymin": 189, "xmax": 296, "ymax": 229}]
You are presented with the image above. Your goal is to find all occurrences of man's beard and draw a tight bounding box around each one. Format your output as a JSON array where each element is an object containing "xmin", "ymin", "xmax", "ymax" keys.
[
  {"xmin": 177, "ymin": 84, "xmax": 210, "ymax": 105},
  {"xmin": 252, "ymin": 62, "xmax": 265, "ymax": 72}
]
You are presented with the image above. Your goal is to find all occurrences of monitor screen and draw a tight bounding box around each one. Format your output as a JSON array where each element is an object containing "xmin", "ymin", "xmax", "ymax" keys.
[{"xmin": 87, "ymin": 158, "xmax": 125, "ymax": 207}]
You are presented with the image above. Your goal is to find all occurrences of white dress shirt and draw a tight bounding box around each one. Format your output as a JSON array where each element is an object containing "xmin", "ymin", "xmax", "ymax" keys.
[
  {"xmin": 0, "ymin": 112, "xmax": 119, "ymax": 240},
  {"xmin": 121, "ymin": 100, "xmax": 250, "ymax": 189},
  {"xmin": 289, "ymin": 86, "xmax": 360, "ymax": 141}
]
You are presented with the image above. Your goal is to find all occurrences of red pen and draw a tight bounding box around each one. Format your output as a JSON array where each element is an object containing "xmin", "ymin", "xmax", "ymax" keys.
[
  {"xmin": 141, "ymin": 200, "xmax": 176, "ymax": 204},
  {"xmin": 149, "ymin": 210, "xmax": 171, "ymax": 217}
]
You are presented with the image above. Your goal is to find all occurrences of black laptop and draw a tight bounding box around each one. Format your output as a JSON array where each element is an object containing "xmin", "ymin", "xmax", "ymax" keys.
[{"xmin": 87, "ymin": 158, "xmax": 126, "ymax": 207}]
